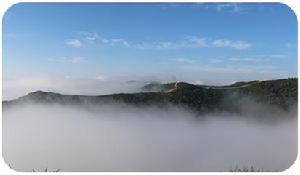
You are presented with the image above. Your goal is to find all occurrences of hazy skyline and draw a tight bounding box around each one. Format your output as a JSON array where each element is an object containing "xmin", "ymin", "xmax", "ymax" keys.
[{"xmin": 2, "ymin": 3, "xmax": 297, "ymax": 100}]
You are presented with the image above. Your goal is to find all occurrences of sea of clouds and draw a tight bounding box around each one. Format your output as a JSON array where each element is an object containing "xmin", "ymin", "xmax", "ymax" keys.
[{"xmin": 2, "ymin": 103, "xmax": 297, "ymax": 172}]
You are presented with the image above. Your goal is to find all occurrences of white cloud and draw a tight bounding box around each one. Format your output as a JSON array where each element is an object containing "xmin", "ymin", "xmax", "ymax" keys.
[
  {"xmin": 64, "ymin": 74, "xmax": 108, "ymax": 81},
  {"xmin": 78, "ymin": 32, "xmax": 251, "ymax": 50},
  {"xmin": 202, "ymin": 3, "xmax": 246, "ymax": 13},
  {"xmin": 48, "ymin": 57, "xmax": 84, "ymax": 64},
  {"xmin": 158, "ymin": 3, "xmax": 248, "ymax": 14},
  {"xmin": 69, "ymin": 57, "xmax": 83, "ymax": 64},
  {"xmin": 134, "ymin": 41, "xmax": 184, "ymax": 50},
  {"xmin": 174, "ymin": 58, "xmax": 194, "ymax": 63},
  {"xmin": 228, "ymin": 57, "xmax": 256, "ymax": 62},
  {"xmin": 215, "ymin": 3, "xmax": 242, "ymax": 13},
  {"xmin": 194, "ymin": 80, "xmax": 204, "ymax": 85},
  {"xmin": 156, "ymin": 42, "xmax": 180, "ymax": 49},
  {"xmin": 184, "ymin": 65, "xmax": 278, "ymax": 74},
  {"xmin": 209, "ymin": 58, "xmax": 223, "ymax": 64},
  {"xmin": 187, "ymin": 36, "xmax": 208, "ymax": 47},
  {"xmin": 212, "ymin": 39, "xmax": 252, "ymax": 50},
  {"xmin": 81, "ymin": 32, "xmax": 109, "ymax": 43},
  {"xmin": 268, "ymin": 54, "xmax": 286, "ymax": 59},
  {"xmin": 186, "ymin": 66, "xmax": 241, "ymax": 73},
  {"xmin": 225, "ymin": 54, "xmax": 286, "ymax": 62},
  {"xmin": 189, "ymin": 54, "xmax": 285, "ymax": 65},
  {"xmin": 79, "ymin": 32, "xmax": 130, "ymax": 47},
  {"xmin": 65, "ymin": 39, "xmax": 82, "ymax": 47},
  {"xmin": 95, "ymin": 75, "xmax": 107, "ymax": 81},
  {"xmin": 110, "ymin": 38, "xmax": 130, "ymax": 47},
  {"xmin": 134, "ymin": 36, "xmax": 207, "ymax": 50}
]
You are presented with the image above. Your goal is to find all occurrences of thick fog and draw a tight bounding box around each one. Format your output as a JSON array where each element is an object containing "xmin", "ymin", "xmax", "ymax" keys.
[{"xmin": 2, "ymin": 103, "xmax": 297, "ymax": 172}]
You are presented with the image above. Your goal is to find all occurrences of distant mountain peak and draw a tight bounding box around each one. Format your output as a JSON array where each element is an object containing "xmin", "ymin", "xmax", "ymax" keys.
[{"xmin": 27, "ymin": 90, "xmax": 61, "ymax": 97}]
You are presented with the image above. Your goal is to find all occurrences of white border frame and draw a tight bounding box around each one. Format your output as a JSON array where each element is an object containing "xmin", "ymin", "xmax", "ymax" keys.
[{"xmin": 0, "ymin": 0, "xmax": 299, "ymax": 174}]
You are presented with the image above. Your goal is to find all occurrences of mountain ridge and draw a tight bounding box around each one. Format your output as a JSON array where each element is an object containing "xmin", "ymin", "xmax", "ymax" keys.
[{"xmin": 3, "ymin": 78, "xmax": 297, "ymax": 115}]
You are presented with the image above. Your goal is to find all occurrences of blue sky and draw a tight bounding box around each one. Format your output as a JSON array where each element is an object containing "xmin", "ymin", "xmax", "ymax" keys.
[{"xmin": 2, "ymin": 3, "xmax": 298, "ymax": 99}]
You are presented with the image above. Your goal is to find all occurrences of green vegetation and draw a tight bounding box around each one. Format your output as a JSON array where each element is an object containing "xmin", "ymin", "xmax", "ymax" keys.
[
  {"xmin": 238, "ymin": 78, "xmax": 297, "ymax": 109},
  {"xmin": 3, "ymin": 78, "xmax": 297, "ymax": 115}
]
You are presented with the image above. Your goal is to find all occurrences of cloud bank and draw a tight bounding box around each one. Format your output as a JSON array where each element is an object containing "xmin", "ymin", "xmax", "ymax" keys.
[
  {"xmin": 3, "ymin": 104, "xmax": 297, "ymax": 172},
  {"xmin": 65, "ymin": 39, "xmax": 82, "ymax": 47}
]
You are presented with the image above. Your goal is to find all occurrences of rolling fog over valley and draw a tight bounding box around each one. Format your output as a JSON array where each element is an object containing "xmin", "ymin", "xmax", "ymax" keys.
[{"xmin": 3, "ymin": 103, "xmax": 297, "ymax": 171}]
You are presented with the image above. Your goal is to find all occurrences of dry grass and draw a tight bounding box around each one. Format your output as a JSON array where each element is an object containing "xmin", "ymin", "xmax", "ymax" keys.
[
  {"xmin": 32, "ymin": 168, "xmax": 61, "ymax": 172},
  {"xmin": 230, "ymin": 165, "xmax": 264, "ymax": 172},
  {"xmin": 8, "ymin": 164, "xmax": 60, "ymax": 172}
]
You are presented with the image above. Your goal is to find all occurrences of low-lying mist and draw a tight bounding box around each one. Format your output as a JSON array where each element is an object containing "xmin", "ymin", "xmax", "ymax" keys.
[{"xmin": 2, "ymin": 103, "xmax": 297, "ymax": 172}]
